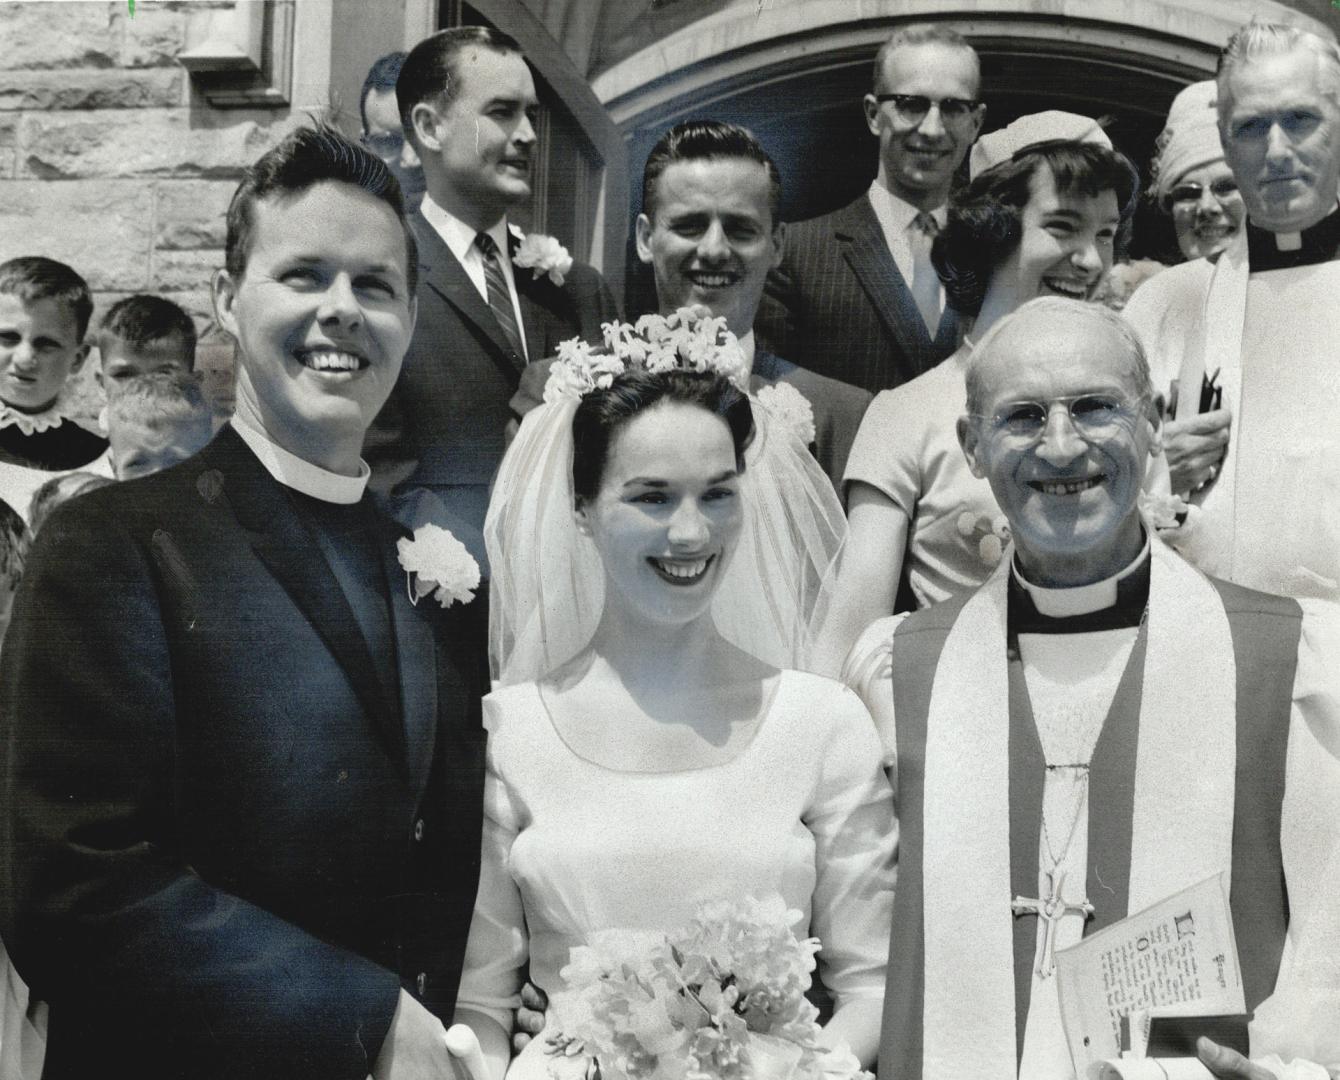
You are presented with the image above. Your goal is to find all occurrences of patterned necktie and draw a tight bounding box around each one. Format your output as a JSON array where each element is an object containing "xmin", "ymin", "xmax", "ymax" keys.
[
  {"xmin": 909, "ymin": 211, "xmax": 943, "ymax": 337},
  {"xmin": 474, "ymin": 231, "xmax": 527, "ymax": 369}
]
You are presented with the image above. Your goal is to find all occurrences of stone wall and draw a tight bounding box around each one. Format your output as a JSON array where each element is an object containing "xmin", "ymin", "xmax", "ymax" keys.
[{"xmin": 0, "ymin": 0, "xmax": 313, "ymax": 413}]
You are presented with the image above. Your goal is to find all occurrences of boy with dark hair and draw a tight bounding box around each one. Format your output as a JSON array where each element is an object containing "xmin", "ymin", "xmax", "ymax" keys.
[
  {"xmin": 96, "ymin": 294, "xmax": 197, "ymax": 391},
  {"xmin": 0, "ymin": 256, "xmax": 107, "ymax": 471}
]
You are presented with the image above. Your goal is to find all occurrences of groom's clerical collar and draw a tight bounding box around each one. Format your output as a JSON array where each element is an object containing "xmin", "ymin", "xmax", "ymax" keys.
[
  {"xmin": 230, "ymin": 413, "xmax": 369, "ymax": 505},
  {"xmin": 1247, "ymin": 203, "xmax": 1340, "ymax": 271},
  {"xmin": 1009, "ymin": 532, "xmax": 1150, "ymax": 634}
]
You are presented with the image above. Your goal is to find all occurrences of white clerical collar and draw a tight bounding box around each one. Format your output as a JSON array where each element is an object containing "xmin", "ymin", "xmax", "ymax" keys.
[
  {"xmin": 230, "ymin": 413, "xmax": 368, "ymax": 505},
  {"xmin": 1012, "ymin": 533, "xmax": 1151, "ymax": 618},
  {"xmin": 867, "ymin": 179, "xmax": 946, "ymax": 234},
  {"xmin": 420, "ymin": 194, "xmax": 510, "ymax": 266}
]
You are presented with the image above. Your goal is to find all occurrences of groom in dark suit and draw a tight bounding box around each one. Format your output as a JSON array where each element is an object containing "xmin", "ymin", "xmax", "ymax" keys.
[
  {"xmin": 364, "ymin": 27, "xmax": 618, "ymax": 552},
  {"xmin": 756, "ymin": 24, "xmax": 984, "ymax": 394},
  {"xmin": 0, "ymin": 127, "xmax": 487, "ymax": 1080}
]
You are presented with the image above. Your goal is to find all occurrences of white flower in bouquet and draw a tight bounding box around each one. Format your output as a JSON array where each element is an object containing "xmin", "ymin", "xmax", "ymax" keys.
[
  {"xmin": 511, "ymin": 229, "xmax": 574, "ymax": 287},
  {"xmin": 395, "ymin": 524, "xmax": 480, "ymax": 608},
  {"xmin": 548, "ymin": 895, "xmax": 873, "ymax": 1080},
  {"xmin": 755, "ymin": 383, "xmax": 817, "ymax": 446}
]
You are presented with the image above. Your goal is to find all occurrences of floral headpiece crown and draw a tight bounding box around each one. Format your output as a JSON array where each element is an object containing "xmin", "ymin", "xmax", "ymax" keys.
[{"xmin": 543, "ymin": 307, "xmax": 753, "ymax": 404}]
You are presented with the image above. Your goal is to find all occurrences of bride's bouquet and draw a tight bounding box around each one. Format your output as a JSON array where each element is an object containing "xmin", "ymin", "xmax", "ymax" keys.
[{"xmin": 545, "ymin": 895, "xmax": 873, "ymax": 1080}]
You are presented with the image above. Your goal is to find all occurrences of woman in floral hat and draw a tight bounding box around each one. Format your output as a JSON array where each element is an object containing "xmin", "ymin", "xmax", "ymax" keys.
[
  {"xmin": 811, "ymin": 113, "xmax": 1139, "ymax": 674},
  {"xmin": 448, "ymin": 310, "xmax": 894, "ymax": 1080}
]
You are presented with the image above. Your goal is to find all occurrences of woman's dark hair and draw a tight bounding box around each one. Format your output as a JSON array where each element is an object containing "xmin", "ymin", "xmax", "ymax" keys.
[
  {"xmin": 932, "ymin": 140, "xmax": 1140, "ymax": 317},
  {"xmin": 571, "ymin": 369, "xmax": 755, "ymax": 504}
]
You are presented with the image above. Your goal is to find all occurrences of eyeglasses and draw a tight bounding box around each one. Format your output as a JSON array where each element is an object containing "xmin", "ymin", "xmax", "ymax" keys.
[
  {"xmin": 972, "ymin": 393, "xmax": 1149, "ymax": 446},
  {"xmin": 873, "ymin": 94, "xmax": 983, "ymax": 127},
  {"xmin": 361, "ymin": 130, "xmax": 405, "ymax": 161},
  {"xmin": 1166, "ymin": 177, "xmax": 1239, "ymax": 207}
]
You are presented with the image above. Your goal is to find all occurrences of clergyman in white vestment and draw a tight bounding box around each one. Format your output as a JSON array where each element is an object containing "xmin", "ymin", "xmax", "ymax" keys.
[{"xmin": 1125, "ymin": 20, "xmax": 1340, "ymax": 603}]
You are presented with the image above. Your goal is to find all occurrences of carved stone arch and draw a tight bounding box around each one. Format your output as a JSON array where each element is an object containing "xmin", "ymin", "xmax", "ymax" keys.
[{"xmin": 598, "ymin": 0, "xmax": 1336, "ymax": 285}]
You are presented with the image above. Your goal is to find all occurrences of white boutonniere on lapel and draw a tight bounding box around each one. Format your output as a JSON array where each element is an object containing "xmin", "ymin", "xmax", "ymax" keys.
[
  {"xmin": 510, "ymin": 224, "xmax": 574, "ymax": 287},
  {"xmin": 396, "ymin": 524, "xmax": 481, "ymax": 608}
]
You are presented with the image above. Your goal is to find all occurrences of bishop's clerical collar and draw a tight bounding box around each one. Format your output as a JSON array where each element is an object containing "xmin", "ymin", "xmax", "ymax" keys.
[
  {"xmin": 1009, "ymin": 533, "xmax": 1150, "ymax": 634},
  {"xmin": 1247, "ymin": 203, "xmax": 1340, "ymax": 271}
]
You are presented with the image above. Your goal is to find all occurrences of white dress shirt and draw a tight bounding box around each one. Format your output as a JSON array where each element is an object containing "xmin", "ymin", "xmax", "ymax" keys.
[
  {"xmin": 420, "ymin": 195, "xmax": 529, "ymax": 361},
  {"xmin": 866, "ymin": 180, "xmax": 946, "ymax": 310},
  {"xmin": 231, "ymin": 413, "xmax": 369, "ymax": 504}
]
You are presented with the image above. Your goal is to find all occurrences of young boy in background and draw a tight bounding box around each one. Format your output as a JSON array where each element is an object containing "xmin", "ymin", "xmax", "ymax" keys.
[
  {"xmin": 105, "ymin": 370, "xmax": 214, "ymax": 481},
  {"xmin": 95, "ymin": 295, "xmax": 197, "ymax": 394},
  {"xmin": 0, "ymin": 257, "xmax": 106, "ymax": 471}
]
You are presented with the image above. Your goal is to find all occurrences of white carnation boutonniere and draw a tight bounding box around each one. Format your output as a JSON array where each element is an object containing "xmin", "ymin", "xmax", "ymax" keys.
[
  {"xmin": 396, "ymin": 524, "xmax": 481, "ymax": 608},
  {"xmin": 510, "ymin": 226, "xmax": 574, "ymax": 288},
  {"xmin": 756, "ymin": 382, "xmax": 817, "ymax": 446},
  {"xmin": 1138, "ymin": 490, "xmax": 1191, "ymax": 532}
]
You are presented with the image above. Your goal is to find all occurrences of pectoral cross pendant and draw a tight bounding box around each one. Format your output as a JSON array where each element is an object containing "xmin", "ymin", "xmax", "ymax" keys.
[{"xmin": 1011, "ymin": 869, "xmax": 1094, "ymax": 978}]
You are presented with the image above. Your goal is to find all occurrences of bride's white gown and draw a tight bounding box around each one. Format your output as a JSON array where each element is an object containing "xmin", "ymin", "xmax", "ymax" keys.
[{"xmin": 456, "ymin": 670, "xmax": 896, "ymax": 1079}]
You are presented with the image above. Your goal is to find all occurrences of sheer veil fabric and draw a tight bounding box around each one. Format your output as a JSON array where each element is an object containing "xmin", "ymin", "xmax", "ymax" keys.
[{"xmin": 485, "ymin": 394, "xmax": 847, "ymax": 685}]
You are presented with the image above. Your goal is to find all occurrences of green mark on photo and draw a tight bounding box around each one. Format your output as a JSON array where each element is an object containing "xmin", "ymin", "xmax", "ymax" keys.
[{"xmin": 128, "ymin": 0, "xmax": 135, "ymax": 15}]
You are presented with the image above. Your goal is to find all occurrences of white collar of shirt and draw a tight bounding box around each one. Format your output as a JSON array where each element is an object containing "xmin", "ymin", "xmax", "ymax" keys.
[
  {"xmin": 419, "ymin": 194, "xmax": 511, "ymax": 268},
  {"xmin": 230, "ymin": 413, "xmax": 369, "ymax": 505},
  {"xmin": 867, "ymin": 180, "xmax": 944, "ymax": 236},
  {"xmin": 1012, "ymin": 532, "xmax": 1151, "ymax": 618}
]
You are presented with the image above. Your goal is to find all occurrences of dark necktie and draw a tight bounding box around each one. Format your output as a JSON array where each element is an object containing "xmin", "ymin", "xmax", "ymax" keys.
[
  {"xmin": 475, "ymin": 232, "xmax": 527, "ymax": 370},
  {"xmin": 909, "ymin": 211, "xmax": 942, "ymax": 336}
]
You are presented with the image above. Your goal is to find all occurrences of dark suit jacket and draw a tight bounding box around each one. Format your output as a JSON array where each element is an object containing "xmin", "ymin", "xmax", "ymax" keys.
[
  {"xmin": 0, "ymin": 427, "xmax": 489, "ymax": 1079},
  {"xmin": 365, "ymin": 212, "xmax": 619, "ymax": 538},
  {"xmin": 757, "ymin": 193, "xmax": 960, "ymax": 394},
  {"xmin": 750, "ymin": 348, "xmax": 872, "ymax": 495}
]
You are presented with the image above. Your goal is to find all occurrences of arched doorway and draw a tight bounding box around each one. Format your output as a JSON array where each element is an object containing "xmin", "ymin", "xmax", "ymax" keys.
[{"xmin": 595, "ymin": 0, "xmax": 1337, "ymax": 302}]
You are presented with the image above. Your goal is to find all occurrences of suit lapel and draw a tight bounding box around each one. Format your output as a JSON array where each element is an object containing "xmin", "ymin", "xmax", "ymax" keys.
[
  {"xmin": 835, "ymin": 195, "xmax": 934, "ymax": 368},
  {"xmin": 510, "ymin": 231, "xmax": 550, "ymax": 363},
  {"xmin": 377, "ymin": 513, "xmax": 440, "ymax": 799},
  {"xmin": 213, "ymin": 429, "xmax": 393, "ymax": 751},
  {"xmin": 412, "ymin": 214, "xmax": 520, "ymax": 383}
]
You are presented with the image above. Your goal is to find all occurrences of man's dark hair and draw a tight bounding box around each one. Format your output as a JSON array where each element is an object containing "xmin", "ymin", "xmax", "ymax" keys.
[
  {"xmin": 359, "ymin": 50, "xmax": 408, "ymax": 134},
  {"xmin": 571, "ymin": 369, "xmax": 755, "ymax": 504},
  {"xmin": 99, "ymin": 295, "xmax": 198, "ymax": 368},
  {"xmin": 0, "ymin": 256, "xmax": 94, "ymax": 341},
  {"xmin": 224, "ymin": 123, "xmax": 418, "ymax": 295},
  {"xmin": 933, "ymin": 140, "xmax": 1139, "ymax": 316},
  {"xmin": 642, "ymin": 120, "xmax": 782, "ymax": 220},
  {"xmin": 397, "ymin": 26, "xmax": 525, "ymax": 142}
]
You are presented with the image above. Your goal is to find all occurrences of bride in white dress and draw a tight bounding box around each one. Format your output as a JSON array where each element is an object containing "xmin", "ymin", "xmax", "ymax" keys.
[{"xmin": 451, "ymin": 356, "xmax": 896, "ymax": 1080}]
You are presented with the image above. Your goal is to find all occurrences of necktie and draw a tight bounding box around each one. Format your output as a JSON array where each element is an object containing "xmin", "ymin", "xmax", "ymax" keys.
[
  {"xmin": 909, "ymin": 211, "xmax": 943, "ymax": 337},
  {"xmin": 474, "ymin": 232, "xmax": 527, "ymax": 369}
]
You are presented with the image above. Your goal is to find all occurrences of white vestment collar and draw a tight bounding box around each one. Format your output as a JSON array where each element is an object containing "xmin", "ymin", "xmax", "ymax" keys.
[
  {"xmin": 230, "ymin": 414, "xmax": 368, "ymax": 505},
  {"xmin": 920, "ymin": 536, "xmax": 1237, "ymax": 1077},
  {"xmin": 1012, "ymin": 533, "xmax": 1151, "ymax": 618}
]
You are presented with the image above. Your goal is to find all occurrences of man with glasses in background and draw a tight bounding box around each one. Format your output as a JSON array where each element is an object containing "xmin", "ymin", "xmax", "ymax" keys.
[
  {"xmin": 757, "ymin": 24, "xmax": 984, "ymax": 394},
  {"xmin": 844, "ymin": 296, "xmax": 1340, "ymax": 1080},
  {"xmin": 359, "ymin": 51, "xmax": 426, "ymax": 213}
]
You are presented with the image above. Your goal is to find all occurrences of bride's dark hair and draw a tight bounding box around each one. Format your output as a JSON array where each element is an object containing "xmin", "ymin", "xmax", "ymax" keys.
[{"xmin": 571, "ymin": 369, "xmax": 755, "ymax": 504}]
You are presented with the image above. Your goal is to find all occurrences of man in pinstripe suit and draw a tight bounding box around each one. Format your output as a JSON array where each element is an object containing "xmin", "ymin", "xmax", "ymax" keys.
[{"xmin": 757, "ymin": 25, "xmax": 984, "ymax": 394}]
